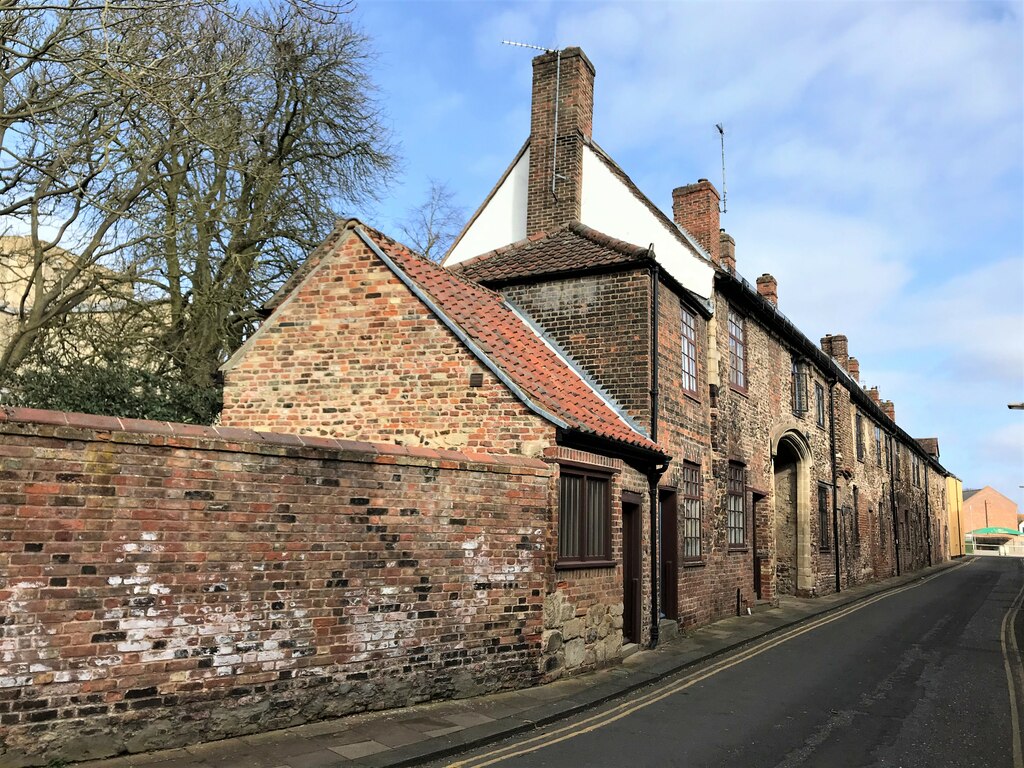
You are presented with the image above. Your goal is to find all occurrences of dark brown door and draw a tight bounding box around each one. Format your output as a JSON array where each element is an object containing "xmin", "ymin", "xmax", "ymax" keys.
[
  {"xmin": 659, "ymin": 490, "xmax": 678, "ymax": 620},
  {"xmin": 622, "ymin": 498, "xmax": 641, "ymax": 644}
]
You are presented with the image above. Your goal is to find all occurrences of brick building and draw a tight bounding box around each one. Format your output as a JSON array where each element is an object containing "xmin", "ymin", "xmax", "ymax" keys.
[
  {"xmin": 0, "ymin": 46, "xmax": 963, "ymax": 766},
  {"xmin": 962, "ymin": 486, "xmax": 1022, "ymax": 533},
  {"xmin": 224, "ymin": 46, "xmax": 956, "ymax": 649}
]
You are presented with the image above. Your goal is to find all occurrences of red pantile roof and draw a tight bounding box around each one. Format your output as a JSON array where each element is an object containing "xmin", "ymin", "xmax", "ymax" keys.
[
  {"xmin": 451, "ymin": 221, "xmax": 651, "ymax": 284},
  {"xmin": 351, "ymin": 222, "xmax": 664, "ymax": 457}
]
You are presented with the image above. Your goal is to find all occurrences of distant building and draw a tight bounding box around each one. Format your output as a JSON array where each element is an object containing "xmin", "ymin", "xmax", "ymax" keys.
[{"xmin": 962, "ymin": 486, "xmax": 1021, "ymax": 533}]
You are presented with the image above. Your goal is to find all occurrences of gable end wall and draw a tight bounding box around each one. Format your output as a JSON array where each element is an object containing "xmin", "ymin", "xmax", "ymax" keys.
[{"xmin": 222, "ymin": 235, "xmax": 555, "ymax": 455}]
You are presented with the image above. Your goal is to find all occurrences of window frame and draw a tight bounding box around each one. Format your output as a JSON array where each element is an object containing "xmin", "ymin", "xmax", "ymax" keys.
[
  {"xmin": 815, "ymin": 382, "xmax": 826, "ymax": 428},
  {"xmin": 680, "ymin": 307, "xmax": 698, "ymax": 397},
  {"xmin": 792, "ymin": 360, "xmax": 809, "ymax": 416},
  {"xmin": 855, "ymin": 412, "xmax": 865, "ymax": 462},
  {"xmin": 556, "ymin": 467, "xmax": 614, "ymax": 569},
  {"xmin": 681, "ymin": 461, "xmax": 702, "ymax": 562},
  {"xmin": 874, "ymin": 425, "xmax": 882, "ymax": 465},
  {"xmin": 818, "ymin": 482, "xmax": 830, "ymax": 552},
  {"xmin": 727, "ymin": 462, "xmax": 746, "ymax": 549},
  {"xmin": 727, "ymin": 308, "xmax": 747, "ymax": 392}
]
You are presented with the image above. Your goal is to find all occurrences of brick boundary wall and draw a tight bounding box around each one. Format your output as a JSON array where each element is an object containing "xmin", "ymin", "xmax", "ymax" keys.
[{"xmin": 0, "ymin": 409, "xmax": 552, "ymax": 766}]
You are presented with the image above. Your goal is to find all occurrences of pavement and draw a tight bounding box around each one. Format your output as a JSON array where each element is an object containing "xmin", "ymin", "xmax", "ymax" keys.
[{"xmin": 78, "ymin": 561, "xmax": 962, "ymax": 768}]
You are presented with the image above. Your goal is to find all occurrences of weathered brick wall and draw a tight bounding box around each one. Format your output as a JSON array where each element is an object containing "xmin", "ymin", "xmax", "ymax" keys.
[
  {"xmin": 501, "ymin": 269, "xmax": 652, "ymax": 427},
  {"xmin": 539, "ymin": 447, "xmax": 652, "ymax": 677},
  {"xmin": 710, "ymin": 289, "xmax": 836, "ymax": 604},
  {"xmin": 221, "ymin": 232, "xmax": 555, "ymax": 456},
  {"xmin": 652, "ymin": 281, "xmax": 720, "ymax": 629},
  {"xmin": 0, "ymin": 410, "xmax": 551, "ymax": 766}
]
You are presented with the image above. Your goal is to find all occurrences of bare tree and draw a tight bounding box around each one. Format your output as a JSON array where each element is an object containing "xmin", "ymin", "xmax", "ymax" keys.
[
  {"xmin": 0, "ymin": 0, "xmax": 395, "ymax": 412},
  {"xmin": 398, "ymin": 179, "xmax": 465, "ymax": 262}
]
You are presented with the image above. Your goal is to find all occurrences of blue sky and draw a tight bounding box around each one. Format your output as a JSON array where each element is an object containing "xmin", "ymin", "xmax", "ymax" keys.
[{"xmin": 350, "ymin": 0, "xmax": 1024, "ymax": 512}]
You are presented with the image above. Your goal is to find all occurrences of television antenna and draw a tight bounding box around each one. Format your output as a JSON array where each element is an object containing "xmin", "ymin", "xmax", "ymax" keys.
[
  {"xmin": 716, "ymin": 123, "xmax": 728, "ymax": 214},
  {"xmin": 502, "ymin": 40, "xmax": 563, "ymax": 200}
]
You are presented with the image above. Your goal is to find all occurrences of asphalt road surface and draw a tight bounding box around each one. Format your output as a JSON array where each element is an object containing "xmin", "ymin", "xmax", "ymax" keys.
[{"xmin": 438, "ymin": 557, "xmax": 1024, "ymax": 768}]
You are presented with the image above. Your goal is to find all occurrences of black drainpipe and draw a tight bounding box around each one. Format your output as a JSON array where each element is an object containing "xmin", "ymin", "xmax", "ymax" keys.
[
  {"xmin": 648, "ymin": 257, "xmax": 660, "ymax": 648},
  {"xmin": 923, "ymin": 464, "xmax": 932, "ymax": 566},
  {"xmin": 828, "ymin": 379, "xmax": 841, "ymax": 594},
  {"xmin": 889, "ymin": 433, "xmax": 901, "ymax": 576}
]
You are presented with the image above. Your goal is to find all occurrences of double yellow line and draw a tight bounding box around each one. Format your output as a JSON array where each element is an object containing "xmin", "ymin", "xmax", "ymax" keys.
[
  {"xmin": 448, "ymin": 561, "xmax": 973, "ymax": 768},
  {"xmin": 1001, "ymin": 559, "xmax": 1024, "ymax": 768}
]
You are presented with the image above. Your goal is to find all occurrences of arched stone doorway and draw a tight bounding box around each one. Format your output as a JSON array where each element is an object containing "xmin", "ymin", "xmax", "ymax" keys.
[{"xmin": 773, "ymin": 430, "xmax": 813, "ymax": 596}]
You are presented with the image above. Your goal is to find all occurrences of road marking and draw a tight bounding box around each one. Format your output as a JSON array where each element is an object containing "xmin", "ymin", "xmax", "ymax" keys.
[
  {"xmin": 1000, "ymin": 560, "xmax": 1024, "ymax": 768},
  {"xmin": 448, "ymin": 561, "xmax": 970, "ymax": 768}
]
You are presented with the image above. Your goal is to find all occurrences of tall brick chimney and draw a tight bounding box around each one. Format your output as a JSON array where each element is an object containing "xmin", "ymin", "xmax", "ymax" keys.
[
  {"xmin": 848, "ymin": 357, "xmax": 860, "ymax": 383},
  {"xmin": 672, "ymin": 179, "xmax": 721, "ymax": 264},
  {"xmin": 881, "ymin": 400, "xmax": 896, "ymax": 421},
  {"xmin": 756, "ymin": 274, "xmax": 777, "ymax": 306},
  {"xmin": 527, "ymin": 47, "xmax": 595, "ymax": 236},
  {"xmin": 821, "ymin": 334, "xmax": 849, "ymax": 371},
  {"xmin": 719, "ymin": 230, "xmax": 736, "ymax": 273},
  {"xmin": 868, "ymin": 386, "xmax": 881, "ymax": 405}
]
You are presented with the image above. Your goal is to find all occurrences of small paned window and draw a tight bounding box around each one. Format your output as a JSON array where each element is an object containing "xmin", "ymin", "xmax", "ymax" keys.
[
  {"xmin": 852, "ymin": 486, "xmax": 860, "ymax": 542},
  {"xmin": 558, "ymin": 470, "xmax": 611, "ymax": 566},
  {"xmin": 875, "ymin": 426, "xmax": 883, "ymax": 465},
  {"xmin": 727, "ymin": 463, "xmax": 746, "ymax": 547},
  {"xmin": 894, "ymin": 443, "xmax": 901, "ymax": 480},
  {"xmin": 855, "ymin": 413, "xmax": 865, "ymax": 462},
  {"xmin": 728, "ymin": 308, "xmax": 746, "ymax": 391},
  {"xmin": 815, "ymin": 383, "xmax": 826, "ymax": 427},
  {"xmin": 912, "ymin": 454, "xmax": 921, "ymax": 487},
  {"xmin": 818, "ymin": 483, "xmax": 830, "ymax": 551},
  {"xmin": 681, "ymin": 462, "xmax": 702, "ymax": 561},
  {"xmin": 681, "ymin": 309, "xmax": 698, "ymax": 396},
  {"xmin": 792, "ymin": 361, "xmax": 808, "ymax": 415}
]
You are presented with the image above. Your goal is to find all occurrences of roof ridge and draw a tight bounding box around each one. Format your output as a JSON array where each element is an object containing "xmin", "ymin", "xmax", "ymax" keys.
[{"xmin": 567, "ymin": 222, "xmax": 651, "ymax": 258}]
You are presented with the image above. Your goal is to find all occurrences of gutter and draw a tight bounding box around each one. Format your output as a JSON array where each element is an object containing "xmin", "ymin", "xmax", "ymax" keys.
[
  {"xmin": 889, "ymin": 431, "xmax": 901, "ymax": 576},
  {"xmin": 829, "ymin": 378, "xmax": 841, "ymax": 594},
  {"xmin": 649, "ymin": 256, "xmax": 661, "ymax": 648},
  {"xmin": 355, "ymin": 226, "xmax": 571, "ymax": 432}
]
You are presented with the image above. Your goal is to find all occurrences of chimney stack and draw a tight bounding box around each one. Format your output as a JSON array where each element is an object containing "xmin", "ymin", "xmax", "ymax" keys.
[
  {"xmin": 848, "ymin": 357, "xmax": 860, "ymax": 383},
  {"xmin": 719, "ymin": 230, "xmax": 736, "ymax": 273},
  {"xmin": 820, "ymin": 334, "xmax": 849, "ymax": 372},
  {"xmin": 868, "ymin": 386, "xmax": 881, "ymax": 405},
  {"xmin": 672, "ymin": 179, "xmax": 721, "ymax": 264},
  {"xmin": 756, "ymin": 273, "xmax": 778, "ymax": 306},
  {"xmin": 527, "ymin": 48, "xmax": 595, "ymax": 236},
  {"xmin": 881, "ymin": 400, "xmax": 896, "ymax": 422}
]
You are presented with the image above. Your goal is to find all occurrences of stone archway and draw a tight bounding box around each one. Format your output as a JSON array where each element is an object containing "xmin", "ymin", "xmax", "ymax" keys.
[{"xmin": 772, "ymin": 430, "xmax": 813, "ymax": 595}]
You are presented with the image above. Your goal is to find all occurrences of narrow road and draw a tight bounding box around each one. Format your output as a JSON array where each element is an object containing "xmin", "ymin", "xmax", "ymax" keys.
[{"xmin": 439, "ymin": 558, "xmax": 1024, "ymax": 768}]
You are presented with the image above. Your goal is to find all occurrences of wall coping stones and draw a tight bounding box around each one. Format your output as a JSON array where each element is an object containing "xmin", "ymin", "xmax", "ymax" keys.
[{"xmin": 0, "ymin": 406, "xmax": 550, "ymax": 474}]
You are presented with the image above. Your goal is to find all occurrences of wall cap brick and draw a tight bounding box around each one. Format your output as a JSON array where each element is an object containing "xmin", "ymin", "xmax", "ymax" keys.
[{"xmin": 0, "ymin": 407, "xmax": 550, "ymax": 473}]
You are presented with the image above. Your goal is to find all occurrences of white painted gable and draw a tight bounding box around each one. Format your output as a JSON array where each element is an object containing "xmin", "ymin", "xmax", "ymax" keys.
[
  {"xmin": 580, "ymin": 146, "xmax": 714, "ymax": 299},
  {"xmin": 445, "ymin": 149, "xmax": 529, "ymax": 266},
  {"xmin": 444, "ymin": 142, "xmax": 715, "ymax": 300}
]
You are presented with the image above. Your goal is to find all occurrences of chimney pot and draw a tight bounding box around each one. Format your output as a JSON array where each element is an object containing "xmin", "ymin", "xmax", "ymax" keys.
[
  {"xmin": 672, "ymin": 180, "xmax": 721, "ymax": 264},
  {"xmin": 755, "ymin": 273, "xmax": 778, "ymax": 306}
]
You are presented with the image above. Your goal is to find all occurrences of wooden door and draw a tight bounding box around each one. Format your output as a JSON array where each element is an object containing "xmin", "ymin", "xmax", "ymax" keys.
[
  {"xmin": 659, "ymin": 490, "xmax": 678, "ymax": 620},
  {"xmin": 622, "ymin": 498, "xmax": 641, "ymax": 644}
]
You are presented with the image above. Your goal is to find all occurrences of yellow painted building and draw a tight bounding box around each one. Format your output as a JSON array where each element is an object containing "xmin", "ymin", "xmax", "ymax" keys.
[{"xmin": 946, "ymin": 475, "xmax": 964, "ymax": 557}]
